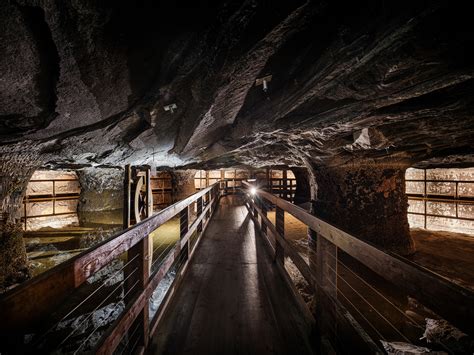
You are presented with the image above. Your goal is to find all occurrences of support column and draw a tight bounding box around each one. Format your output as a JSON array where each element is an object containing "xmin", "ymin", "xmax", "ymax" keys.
[
  {"xmin": 180, "ymin": 205, "xmax": 189, "ymax": 261},
  {"xmin": 0, "ymin": 146, "xmax": 39, "ymax": 290},
  {"xmin": 312, "ymin": 163, "xmax": 414, "ymax": 255},
  {"xmin": 171, "ymin": 170, "xmax": 197, "ymax": 201},
  {"xmin": 316, "ymin": 236, "xmax": 338, "ymax": 345},
  {"xmin": 275, "ymin": 206, "xmax": 285, "ymax": 264},
  {"xmin": 282, "ymin": 169, "xmax": 288, "ymax": 200},
  {"xmin": 291, "ymin": 167, "xmax": 311, "ymax": 205}
]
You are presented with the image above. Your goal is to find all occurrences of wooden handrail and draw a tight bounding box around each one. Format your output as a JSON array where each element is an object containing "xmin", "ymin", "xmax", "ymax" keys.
[
  {"xmin": 242, "ymin": 181, "xmax": 474, "ymax": 338},
  {"xmin": 0, "ymin": 183, "xmax": 219, "ymax": 333}
]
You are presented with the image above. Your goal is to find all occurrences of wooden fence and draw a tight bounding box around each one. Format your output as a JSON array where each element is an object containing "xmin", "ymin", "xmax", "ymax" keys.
[
  {"xmin": 242, "ymin": 181, "xmax": 474, "ymax": 353},
  {"xmin": 0, "ymin": 183, "xmax": 220, "ymax": 354},
  {"xmin": 3, "ymin": 179, "xmax": 473, "ymax": 354}
]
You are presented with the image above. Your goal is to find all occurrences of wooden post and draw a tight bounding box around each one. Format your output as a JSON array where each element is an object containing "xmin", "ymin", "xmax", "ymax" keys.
[
  {"xmin": 125, "ymin": 235, "xmax": 150, "ymax": 348},
  {"xmin": 145, "ymin": 168, "xmax": 153, "ymax": 218},
  {"xmin": 283, "ymin": 169, "xmax": 288, "ymax": 200},
  {"xmin": 124, "ymin": 165, "xmax": 131, "ymax": 229},
  {"xmin": 260, "ymin": 197, "xmax": 267, "ymax": 236},
  {"xmin": 145, "ymin": 168, "xmax": 154, "ymax": 271},
  {"xmin": 424, "ymin": 168, "xmax": 427, "ymax": 229},
  {"xmin": 180, "ymin": 206, "xmax": 189, "ymax": 259},
  {"xmin": 266, "ymin": 168, "xmax": 270, "ymax": 190},
  {"xmin": 316, "ymin": 235, "xmax": 337, "ymax": 345},
  {"xmin": 275, "ymin": 206, "xmax": 284, "ymax": 264},
  {"xmin": 205, "ymin": 191, "xmax": 211, "ymax": 219},
  {"xmin": 214, "ymin": 185, "xmax": 219, "ymax": 207},
  {"xmin": 197, "ymin": 197, "xmax": 203, "ymax": 233}
]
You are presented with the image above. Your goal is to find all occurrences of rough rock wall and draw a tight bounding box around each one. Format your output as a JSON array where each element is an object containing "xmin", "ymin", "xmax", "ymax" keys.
[
  {"xmin": 291, "ymin": 167, "xmax": 311, "ymax": 205},
  {"xmin": 0, "ymin": 145, "xmax": 41, "ymax": 223},
  {"xmin": 76, "ymin": 167, "xmax": 124, "ymax": 226},
  {"xmin": 0, "ymin": 144, "xmax": 40, "ymax": 290},
  {"xmin": 311, "ymin": 163, "xmax": 414, "ymax": 255},
  {"xmin": 1, "ymin": 2, "xmax": 472, "ymax": 170},
  {"xmin": 171, "ymin": 170, "xmax": 197, "ymax": 201}
]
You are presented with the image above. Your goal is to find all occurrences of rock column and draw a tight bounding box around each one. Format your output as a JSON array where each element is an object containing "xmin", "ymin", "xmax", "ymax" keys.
[
  {"xmin": 0, "ymin": 145, "xmax": 40, "ymax": 290},
  {"xmin": 291, "ymin": 167, "xmax": 311, "ymax": 205},
  {"xmin": 310, "ymin": 163, "xmax": 414, "ymax": 255},
  {"xmin": 171, "ymin": 170, "xmax": 197, "ymax": 201}
]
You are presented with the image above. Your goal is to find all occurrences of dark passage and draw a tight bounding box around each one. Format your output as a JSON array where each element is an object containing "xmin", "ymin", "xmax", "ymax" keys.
[{"xmin": 149, "ymin": 195, "xmax": 315, "ymax": 355}]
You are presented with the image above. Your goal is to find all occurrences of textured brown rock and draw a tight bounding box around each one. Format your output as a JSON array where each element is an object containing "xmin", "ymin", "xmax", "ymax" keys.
[
  {"xmin": 0, "ymin": 223, "xmax": 30, "ymax": 292},
  {"xmin": 0, "ymin": 144, "xmax": 41, "ymax": 223},
  {"xmin": 311, "ymin": 163, "xmax": 414, "ymax": 255},
  {"xmin": 291, "ymin": 167, "xmax": 311, "ymax": 205},
  {"xmin": 171, "ymin": 170, "xmax": 197, "ymax": 201}
]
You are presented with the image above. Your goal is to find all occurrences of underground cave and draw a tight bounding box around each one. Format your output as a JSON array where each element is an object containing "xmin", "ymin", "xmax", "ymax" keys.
[{"xmin": 0, "ymin": 1, "xmax": 474, "ymax": 354}]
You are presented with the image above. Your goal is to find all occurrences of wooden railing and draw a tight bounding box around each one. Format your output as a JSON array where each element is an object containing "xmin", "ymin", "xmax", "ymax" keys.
[
  {"xmin": 242, "ymin": 181, "xmax": 474, "ymax": 353},
  {"xmin": 0, "ymin": 183, "xmax": 221, "ymax": 354}
]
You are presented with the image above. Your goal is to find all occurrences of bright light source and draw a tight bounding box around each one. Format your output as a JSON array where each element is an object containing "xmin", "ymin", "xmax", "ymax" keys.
[{"xmin": 250, "ymin": 187, "xmax": 257, "ymax": 195}]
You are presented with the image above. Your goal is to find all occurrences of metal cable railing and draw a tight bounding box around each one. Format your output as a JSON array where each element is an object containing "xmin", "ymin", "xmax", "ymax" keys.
[
  {"xmin": 242, "ymin": 181, "xmax": 474, "ymax": 354},
  {"xmin": 0, "ymin": 182, "xmax": 222, "ymax": 354}
]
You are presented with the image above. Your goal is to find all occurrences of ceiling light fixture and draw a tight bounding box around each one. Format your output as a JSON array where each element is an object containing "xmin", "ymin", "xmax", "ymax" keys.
[
  {"xmin": 164, "ymin": 103, "xmax": 178, "ymax": 113},
  {"xmin": 255, "ymin": 74, "xmax": 272, "ymax": 93}
]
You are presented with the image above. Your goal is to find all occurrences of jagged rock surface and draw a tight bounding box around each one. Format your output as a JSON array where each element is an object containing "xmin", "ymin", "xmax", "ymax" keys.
[
  {"xmin": 0, "ymin": 1, "xmax": 472, "ymax": 170},
  {"xmin": 77, "ymin": 167, "xmax": 124, "ymax": 226}
]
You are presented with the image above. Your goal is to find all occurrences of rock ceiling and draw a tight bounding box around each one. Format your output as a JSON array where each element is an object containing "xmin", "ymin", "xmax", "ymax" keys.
[{"xmin": 1, "ymin": 1, "xmax": 473, "ymax": 170}]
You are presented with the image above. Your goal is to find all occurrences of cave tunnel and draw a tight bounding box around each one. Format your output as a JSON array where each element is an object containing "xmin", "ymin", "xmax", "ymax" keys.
[{"xmin": 1, "ymin": 1, "xmax": 473, "ymax": 354}]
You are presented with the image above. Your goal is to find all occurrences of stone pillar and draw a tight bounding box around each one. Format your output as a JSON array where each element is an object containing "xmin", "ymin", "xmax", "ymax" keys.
[
  {"xmin": 171, "ymin": 170, "xmax": 197, "ymax": 201},
  {"xmin": 312, "ymin": 163, "xmax": 414, "ymax": 255},
  {"xmin": 291, "ymin": 167, "xmax": 311, "ymax": 205},
  {"xmin": 0, "ymin": 145, "xmax": 40, "ymax": 290},
  {"xmin": 76, "ymin": 167, "xmax": 124, "ymax": 227}
]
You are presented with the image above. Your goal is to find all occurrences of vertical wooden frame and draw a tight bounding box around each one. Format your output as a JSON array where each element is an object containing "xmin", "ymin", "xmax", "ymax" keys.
[
  {"xmin": 145, "ymin": 168, "xmax": 153, "ymax": 218},
  {"xmin": 124, "ymin": 164, "xmax": 132, "ymax": 229},
  {"xmin": 275, "ymin": 206, "xmax": 285, "ymax": 264},
  {"xmin": 197, "ymin": 197, "xmax": 203, "ymax": 233},
  {"xmin": 316, "ymin": 236, "xmax": 337, "ymax": 345},
  {"xmin": 125, "ymin": 236, "xmax": 150, "ymax": 348},
  {"xmin": 282, "ymin": 169, "xmax": 288, "ymax": 200},
  {"xmin": 260, "ymin": 198, "xmax": 267, "ymax": 236},
  {"xmin": 205, "ymin": 191, "xmax": 211, "ymax": 219},
  {"xmin": 266, "ymin": 167, "xmax": 270, "ymax": 190},
  {"xmin": 180, "ymin": 206, "xmax": 189, "ymax": 260}
]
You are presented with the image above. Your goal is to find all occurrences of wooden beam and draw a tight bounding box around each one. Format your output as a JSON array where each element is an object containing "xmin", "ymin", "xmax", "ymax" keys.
[
  {"xmin": 124, "ymin": 164, "xmax": 131, "ymax": 229},
  {"xmin": 275, "ymin": 206, "xmax": 285, "ymax": 264}
]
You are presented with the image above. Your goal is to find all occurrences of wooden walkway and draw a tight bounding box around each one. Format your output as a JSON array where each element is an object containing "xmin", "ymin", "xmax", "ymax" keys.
[{"xmin": 148, "ymin": 195, "xmax": 315, "ymax": 354}]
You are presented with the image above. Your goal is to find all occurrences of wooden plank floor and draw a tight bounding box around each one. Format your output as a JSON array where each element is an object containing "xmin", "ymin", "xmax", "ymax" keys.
[{"xmin": 148, "ymin": 195, "xmax": 316, "ymax": 355}]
